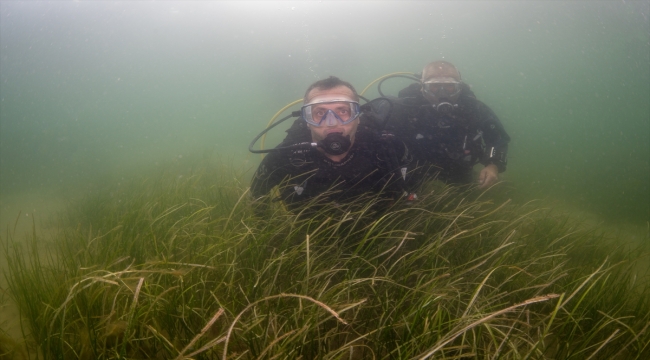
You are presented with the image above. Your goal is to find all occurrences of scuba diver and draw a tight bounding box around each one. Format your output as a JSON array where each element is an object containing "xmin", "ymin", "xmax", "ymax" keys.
[
  {"xmin": 385, "ymin": 61, "xmax": 510, "ymax": 189},
  {"xmin": 249, "ymin": 76, "xmax": 414, "ymax": 212}
]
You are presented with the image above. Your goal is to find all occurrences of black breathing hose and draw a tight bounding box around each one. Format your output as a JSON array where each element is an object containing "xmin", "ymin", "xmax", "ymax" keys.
[
  {"xmin": 248, "ymin": 111, "xmax": 315, "ymax": 154},
  {"xmin": 377, "ymin": 75, "xmax": 421, "ymax": 97}
]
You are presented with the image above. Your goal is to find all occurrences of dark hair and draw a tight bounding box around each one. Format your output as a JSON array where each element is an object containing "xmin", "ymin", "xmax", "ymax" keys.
[{"xmin": 303, "ymin": 76, "xmax": 359, "ymax": 103}]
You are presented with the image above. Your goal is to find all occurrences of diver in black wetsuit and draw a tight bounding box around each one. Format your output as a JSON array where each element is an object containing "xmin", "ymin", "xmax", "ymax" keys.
[
  {"xmin": 386, "ymin": 61, "xmax": 510, "ymax": 188},
  {"xmin": 250, "ymin": 76, "xmax": 413, "ymax": 212}
]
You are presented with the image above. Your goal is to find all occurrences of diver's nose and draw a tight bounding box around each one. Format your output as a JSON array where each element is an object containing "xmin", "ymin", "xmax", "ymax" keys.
[{"xmin": 323, "ymin": 110, "xmax": 339, "ymax": 126}]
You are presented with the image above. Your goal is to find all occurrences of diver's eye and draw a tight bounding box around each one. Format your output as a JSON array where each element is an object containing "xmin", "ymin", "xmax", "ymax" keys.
[
  {"xmin": 313, "ymin": 108, "xmax": 327, "ymax": 119},
  {"xmin": 428, "ymin": 84, "xmax": 442, "ymax": 93},
  {"xmin": 334, "ymin": 107, "xmax": 350, "ymax": 120},
  {"xmin": 443, "ymin": 84, "xmax": 457, "ymax": 93}
]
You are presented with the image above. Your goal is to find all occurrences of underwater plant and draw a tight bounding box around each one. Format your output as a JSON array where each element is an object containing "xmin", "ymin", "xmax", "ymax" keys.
[{"xmin": 3, "ymin": 157, "xmax": 649, "ymax": 359}]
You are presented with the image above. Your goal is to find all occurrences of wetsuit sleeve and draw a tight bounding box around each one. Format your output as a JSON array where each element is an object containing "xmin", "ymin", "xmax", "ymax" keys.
[
  {"xmin": 475, "ymin": 101, "xmax": 511, "ymax": 172},
  {"xmin": 250, "ymin": 151, "xmax": 288, "ymax": 199},
  {"xmin": 250, "ymin": 117, "xmax": 312, "ymax": 200}
]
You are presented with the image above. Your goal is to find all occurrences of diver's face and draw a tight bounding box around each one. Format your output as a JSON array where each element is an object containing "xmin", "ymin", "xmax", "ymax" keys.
[
  {"xmin": 421, "ymin": 77, "xmax": 461, "ymax": 107},
  {"xmin": 421, "ymin": 67, "xmax": 462, "ymax": 108},
  {"xmin": 305, "ymin": 86, "xmax": 360, "ymax": 144}
]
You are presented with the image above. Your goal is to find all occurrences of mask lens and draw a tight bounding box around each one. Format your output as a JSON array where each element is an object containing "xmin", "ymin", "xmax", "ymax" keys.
[
  {"xmin": 425, "ymin": 82, "xmax": 459, "ymax": 96},
  {"xmin": 443, "ymin": 83, "xmax": 458, "ymax": 93},
  {"xmin": 302, "ymin": 101, "xmax": 360, "ymax": 126}
]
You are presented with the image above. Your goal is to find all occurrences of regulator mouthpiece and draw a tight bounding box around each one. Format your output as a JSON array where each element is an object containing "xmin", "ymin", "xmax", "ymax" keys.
[
  {"xmin": 435, "ymin": 101, "xmax": 458, "ymax": 114},
  {"xmin": 319, "ymin": 133, "xmax": 351, "ymax": 155}
]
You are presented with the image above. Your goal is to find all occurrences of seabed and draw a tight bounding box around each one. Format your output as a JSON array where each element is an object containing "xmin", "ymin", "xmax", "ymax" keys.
[{"xmin": 1, "ymin": 159, "xmax": 649, "ymax": 359}]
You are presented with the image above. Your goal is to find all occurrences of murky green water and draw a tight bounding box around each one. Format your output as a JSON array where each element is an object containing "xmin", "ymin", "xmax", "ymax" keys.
[{"xmin": 1, "ymin": 1, "xmax": 648, "ymax": 229}]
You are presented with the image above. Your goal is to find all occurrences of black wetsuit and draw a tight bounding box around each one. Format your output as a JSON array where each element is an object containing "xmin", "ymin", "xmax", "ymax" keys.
[
  {"xmin": 250, "ymin": 118, "xmax": 412, "ymax": 211},
  {"xmin": 385, "ymin": 83, "xmax": 510, "ymax": 185}
]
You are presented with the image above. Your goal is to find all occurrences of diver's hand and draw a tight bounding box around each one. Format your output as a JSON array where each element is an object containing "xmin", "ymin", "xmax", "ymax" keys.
[{"xmin": 478, "ymin": 164, "xmax": 499, "ymax": 189}]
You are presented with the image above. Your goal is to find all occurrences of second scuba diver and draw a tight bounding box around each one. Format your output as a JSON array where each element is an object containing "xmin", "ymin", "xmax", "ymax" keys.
[{"xmin": 386, "ymin": 61, "xmax": 511, "ymax": 189}]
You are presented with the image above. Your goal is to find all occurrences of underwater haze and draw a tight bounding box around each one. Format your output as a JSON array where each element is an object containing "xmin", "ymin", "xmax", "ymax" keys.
[{"xmin": 1, "ymin": 0, "xmax": 648, "ymax": 230}]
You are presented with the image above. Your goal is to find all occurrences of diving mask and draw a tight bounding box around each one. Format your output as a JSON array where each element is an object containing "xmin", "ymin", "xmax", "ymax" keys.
[
  {"xmin": 301, "ymin": 97, "xmax": 361, "ymax": 127},
  {"xmin": 422, "ymin": 77, "xmax": 462, "ymax": 98}
]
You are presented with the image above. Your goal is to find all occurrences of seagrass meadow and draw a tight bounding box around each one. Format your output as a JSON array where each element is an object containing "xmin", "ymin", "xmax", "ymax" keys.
[{"xmin": 2, "ymin": 158, "xmax": 649, "ymax": 359}]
